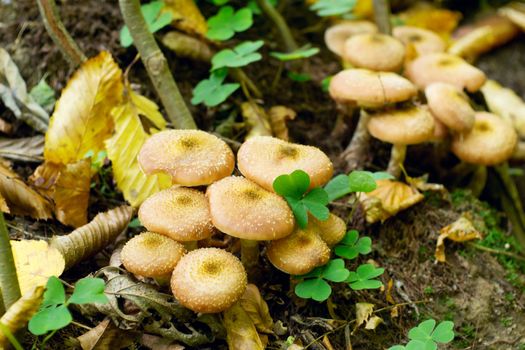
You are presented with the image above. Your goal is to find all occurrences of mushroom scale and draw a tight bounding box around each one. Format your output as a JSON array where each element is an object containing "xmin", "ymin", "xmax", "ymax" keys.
[
  {"xmin": 343, "ymin": 33, "xmax": 406, "ymax": 72},
  {"xmin": 171, "ymin": 248, "xmax": 247, "ymax": 313}
]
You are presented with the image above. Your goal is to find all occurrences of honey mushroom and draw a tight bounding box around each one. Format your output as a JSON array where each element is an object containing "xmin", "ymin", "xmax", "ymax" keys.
[
  {"xmin": 342, "ymin": 33, "xmax": 406, "ymax": 72},
  {"xmin": 392, "ymin": 26, "xmax": 446, "ymax": 56},
  {"xmin": 324, "ymin": 20, "xmax": 378, "ymax": 63}
]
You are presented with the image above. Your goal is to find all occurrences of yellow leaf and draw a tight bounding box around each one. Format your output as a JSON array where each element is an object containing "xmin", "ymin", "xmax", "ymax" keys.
[
  {"xmin": 163, "ymin": 0, "xmax": 208, "ymax": 37},
  {"xmin": 106, "ymin": 89, "xmax": 171, "ymax": 207},
  {"xmin": 223, "ymin": 302, "xmax": 265, "ymax": 350},
  {"xmin": 399, "ymin": 4, "xmax": 462, "ymax": 40},
  {"xmin": 11, "ymin": 240, "xmax": 65, "ymax": 295},
  {"xmin": 354, "ymin": 302, "xmax": 374, "ymax": 332},
  {"xmin": 435, "ymin": 215, "xmax": 482, "ymax": 262},
  {"xmin": 241, "ymin": 102, "xmax": 272, "ymax": 140},
  {"xmin": 268, "ymin": 106, "xmax": 296, "ymax": 141},
  {"xmin": 364, "ymin": 316, "xmax": 383, "ymax": 330},
  {"xmin": 0, "ymin": 161, "xmax": 52, "ymax": 219},
  {"xmin": 0, "ymin": 192, "xmax": 8, "ymax": 213},
  {"xmin": 239, "ymin": 284, "xmax": 274, "ymax": 334},
  {"xmin": 44, "ymin": 51, "xmax": 123, "ymax": 165}
]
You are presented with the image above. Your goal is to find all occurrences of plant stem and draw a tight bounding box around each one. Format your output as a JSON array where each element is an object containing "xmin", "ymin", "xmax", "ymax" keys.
[
  {"xmin": 341, "ymin": 109, "xmax": 371, "ymax": 172},
  {"xmin": 467, "ymin": 165, "xmax": 487, "ymax": 197},
  {"xmin": 119, "ymin": 0, "xmax": 196, "ymax": 129},
  {"xmin": 0, "ymin": 213, "xmax": 21, "ymax": 312},
  {"xmin": 255, "ymin": 0, "xmax": 298, "ymax": 52},
  {"xmin": 467, "ymin": 242, "xmax": 525, "ymax": 262},
  {"xmin": 387, "ymin": 144, "xmax": 406, "ymax": 178},
  {"xmin": 372, "ymin": 0, "xmax": 392, "ymax": 35},
  {"xmin": 36, "ymin": 0, "xmax": 86, "ymax": 67}
]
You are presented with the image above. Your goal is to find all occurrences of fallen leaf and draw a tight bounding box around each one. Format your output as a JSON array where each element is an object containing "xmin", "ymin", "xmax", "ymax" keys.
[
  {"xmin": 268, "ymin": 106, "xmax": 296, "ymax": 141},
  {"xmin": 163, "ymin": 0, "xmax": 207, "ymax": 37},
  {"xmin": 239, "ymin": 284, "xmax": 274, "ymax": 334},
  {"xmin": 162, "ymin": 31, "xmax": 214, "ymax": 62},
  {"xmin": 385, "ymin": 279, "xmax": 395, "ymax": 304},
  {"xmin": 0, "ymin": 192, "xmax": 8, "ymax": 213},
  {"xmin": 29, "ymin": 76, "xmax": 56, "ymax": 112},
  {"xmin": 399, "ymin": 4, "xmax": 462, "ymax": 40},
  {"xmin": 77, "ymin": 318, "xmax": 135, "ymax": 350},
  {"xmin": 0, "ymin": 136, "xmax": 44, "ymax": 162},
  {"xmin": 364, "ymin": 316, "xmax": 383, "ymax": 330},
  {"xmin": 435, "ymin": 215, "xmax": 482, "ymax": 262},
  {"xmin": 404, "ymin": 173, "xmax": 446, "ymax": 193},
  {"xmin": 44, "ymin": 51, "xmax": 123, "ymax": 165},
  {"xmin": 106, "ymin": 88, "xmax": 171, "ymax": 207},
  {"xmin": 11, "ymin": 240, "xmax": 65, "ymax": 295},
  {"xmin": 241, "ymin": 102, "xmax": 272, "ymax": 140},
  {"xmin": 223, "ymin": 302, "xmax": 265, "ymax": 350},
  {"xmin": 354, "ymin": 302, "xmax": 374, "ymax": 332},
  {"xmin": 0, "ymin": 48, "xmax": 49, "ymax": 132},
  {"xmin": 0, "ymin": 118, "xmax": 14, "ymax": 134},
  {"xmin": 499, "ymin": 2, "xmax": 525, "ymax": 31},
  {"xmin": 140, "ymin": 334, "xmax": 185, "ymax": 350}
]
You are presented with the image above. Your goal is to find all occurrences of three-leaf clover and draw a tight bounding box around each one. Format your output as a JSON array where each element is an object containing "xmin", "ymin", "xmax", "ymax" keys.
[
  {"xmin": 294, "ymin": 259, "xmax": 350, "ymax": 301},
  {"xmin": 211, "ymin": 40, "xmax": 264, "ymax": 70},
  {"xmin": 324, "ymin": 170, "xmax": 393, "ymax": 201},
  {"xmin": 247, "ymin": 0, "xmax": 278, "ymax": 15},
  {"xmin": 335, "ymin": 230, "xmax": 372, "ymax": 260},
  {"xmin": 347, "ymin": 264, "xmax": 384, "ymax": 290},
  {"xmin": 389, "ymin": 319, "xmax": 455, "ymax": 350},
  {"xmin": 207, "ymin": 6, "xmax": 253, "ymax": 41},
  {"xmin": 273, "ymin": 170, "xmax": 329, "ymax": 228},
  {"xmin": 191, "ymin": 68, "xmax": 240, "ymax": 107},
  {"xmin": 270, "ymin": 45, "xmax": 320, "ymax": 61},
  {"xmin": 29, "ymin": 276, "xmax": 109, "ymax": 335},
  {"xmin": 310, "ymin": 0, "xmax": 357, "ymax": 16},
  {"xmin": 120, "ymin": 1, "xmax": 172, "ymax": 47}
]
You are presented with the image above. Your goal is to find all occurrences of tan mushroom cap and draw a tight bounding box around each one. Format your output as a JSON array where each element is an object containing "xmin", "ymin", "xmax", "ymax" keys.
[
  {"xmin": 309, "ymin": 213, "xmax": 347, "ymax": 247},
  {"xmin": 206, "ymin": 176, "xmax": 295, "ymax": 240},
  {"xmin": 324, "ymin": 20, "xmax": 378, "ymax": 57},
  {"xmin": 171, "ymin": 248, "xmax": 247, "ymax": 313},
  {"xmin": 405, "ymin": 53, "xmax": 487, "ymax": 92},
  {"xmin": 425, "ymin": 82, "xmax": 475, "ymax": 132},
  {"xmin": 368, "ymin": 106, "xmax": 435, "ymax": 145},
  {"xmin": 329, "ymin": 69, "xmax": 417, "ymax": 108},
  {"xmin": 343, "ymin": 33, "xmax": 405, "ymax": 72},
  {"xmin": 121, "ymin": 232, "xmax": 186, "ymax": 278},
  {"xmin": 451, "ymin": 112, "xmax": 518, "ymax": 165},
  {"xmin": 267, "ymin": 226, "xmax": 330, "ymax": 275},
  {"xmin": 138, "ymin": 130, "xmax": 235, "ymax": 186},
  {"xmin": 431, "ymin": 117, "xmax": 449, "ymax": 142},
  {"xmin": 237, "ymin": 136, "xmax": 333, "ymax": 192},
  {"xmin": 393, "ymin": 26, "xmax": 446, "ymax": 56},
  {"xmin": 139, "ymin": 187, "xmax": 214, "ymax": 242}
]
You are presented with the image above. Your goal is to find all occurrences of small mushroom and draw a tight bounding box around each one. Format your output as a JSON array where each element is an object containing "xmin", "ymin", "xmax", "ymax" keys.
[
  {"xmin": 342, "ymin": 33, "xmax": 406, "ymax": 72},
  {"xmin": 309, "ymin": 213, "xmax": 347, "ymax": 247},
  {"xmin": 121, "ymin": 232, "xmax": 186, "ymax": 281},
  {"xmin": 393, "ymin": 26, "xmax": 446, "ymax": 56},
  {"xmin": 171, "ymin": 248, "xmax": 247, "ymax": 313},
  {"xmin": 425, "ymin": 82, "xmax": 475, "ymax": 133},
  {"xmin": 138, "ymin": 130, "xmax": 235, "ymax": 186},
  {"xmin": 237, "ymin": 136, "xmax": 333, "ymax": 192},
  {"xmin": 498, "ymin": 2, "xmax": 525, "ymax": 31},
  {"xmin": 324, "ymin": 20, "xmax": 378, "ymax": 57}
]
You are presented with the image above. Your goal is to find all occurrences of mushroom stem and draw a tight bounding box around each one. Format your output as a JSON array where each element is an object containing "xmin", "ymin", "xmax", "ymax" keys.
[
  {"xmin": 341, "ymin": 110, "xmax": 372, "ymax": 172},
  {"xmin": 467, "ymin": 165, "xmax": 487, "ymax": 197},
  {"xmin": 387, "ymin": 144, "xmax": 407, "ymax": 178},
  {"xmin": 0, "ymin": 212, "xmax": 21, "ymax": 312},
  {"xmin": 240, "ymin": 240, "xmax": 259, "ymax": 269},
  {"xmin": 512, "ymin": 141, "xmax": 525, "ymax": 161},
  {"xmin": 183, "ymin": 241, "xmax": 198, "ymax": 251},
  {"xmin": 372, "ymin": 0, "xmax": 392, "ymax": 35},
  {"xmin": 254, "ymin": 0, "xmax": 298, "ymax": 52}
]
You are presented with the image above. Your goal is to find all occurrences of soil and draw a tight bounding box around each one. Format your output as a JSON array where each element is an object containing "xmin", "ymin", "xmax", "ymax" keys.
[{"xmin": 1, "ymin": 0, "xmax": 524, "ymax": 349}]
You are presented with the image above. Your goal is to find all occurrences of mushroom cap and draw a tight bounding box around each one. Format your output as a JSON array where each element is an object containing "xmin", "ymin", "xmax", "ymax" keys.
[
  {"xmin": 393, "ymin": 26, "xmax": 446, "ymax": 56},
  {"xmin": 171, "ymin": 248, "xmax": 247, "ymax": 313},
  {"xmin": 138, "ymin": 187, "xmax": 214, "ymax": 242},
  {"xmin": 138, "ymin": 130, "xmax": 235, "ymax": 186},
  {"xmin": 237, "ymin": 136, "xmax": 333, "ymax": 191},
  {"xmin": 121, "ymin": 232, "xmax": 186, "ymax": 278},
  {"xmin": 451, "ymin": 112, "xmax": 518, "ymax": 165},
  {"xmin": 367, "ymin": 106, "xmax": 435, "ymax": 145},
  {"xmin": 324, "ymin": 20, "xmax": 378, "ymax": 57},
  {"xmin": 267, "ymin": 226, "xmax": 330, "ymax": 275},
  {"xmin": 431, "ymin": 117, "xmax": 449, "ymax": 142},
  {"xmin": 329, "ymin": 69, "xmax": 417, "ymax": 108},
  {"xmin": 405, "ymin": 53, "xmax": 487, "ymax": 92},
  {"xmin": 206, "ymin": 176, "xmax": 295, "ymax": 240},
  {"xmin": 343, "ymin": 33, "xmax": 406, "ymax": 72},
  {"xmin": 425, "ymin": 82, "xmax": 475, "ymax": 132},
  {"xmin": 309, "ymin": 213, "xmax": 347, "ymax": 247}
]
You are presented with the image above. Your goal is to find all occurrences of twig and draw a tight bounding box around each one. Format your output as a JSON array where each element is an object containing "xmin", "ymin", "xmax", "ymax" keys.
[
  {"xmin": 255, "ymin": 0, "xmax": 298, "ymax": 52},
  {"xmin": 119, "ymin": 0, "xmax": 196, "ymax": 129},
  {"xmin": 36, "ymin": 0, "xmax": 86, "ymax": 67},
  {"xmin": 341, "ymin": 110, "xmax": 371, "ymax": 172},
  {"xmin": 467, "ymin": 242, "xmax": 525, "ymax": 262},
  {"xmin": 0, "ymin": 213, "xmax": 21, "ymax": 313},
  {"xmin": 372, "ymin": 0, "xmax": 392, "ymax": 35}
]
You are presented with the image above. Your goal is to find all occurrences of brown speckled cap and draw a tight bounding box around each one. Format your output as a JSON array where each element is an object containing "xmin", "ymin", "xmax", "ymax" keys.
[
  {"xmin": 206, "ymin": 176, "xmax": 295, "ymax": 241},
  {"xmin": 139, "ymin": 187, "xmax": 214, "ymax": 242},
  {"xmin": 343, "ymin": 33, "xmax": 405, "ymax": 72},
  {"xmin": 171, "ymin": 248, "xmax": 247, "ymax": 313},
  {"xmin": 324, "ymin": 20, "xmax": 378, "ymax": 57},
  {"xmin": 138, "ymin": 130, "xmax": 235, "ymax": 186},
  {"xmin": 121, "ymin": 232, "xmax": 186, "ymax": 278},
  {"xmin": 309, "ymin": 213, "xmax": 347, "ymax": 247},
  {"xmin": 393, "ymin": 26, "xmax": 446, "ymax": 56}
]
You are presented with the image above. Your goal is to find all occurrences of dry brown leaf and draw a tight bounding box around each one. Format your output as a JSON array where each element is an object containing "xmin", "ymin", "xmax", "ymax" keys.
[
  {"xmin": 0, "ymin": 136, "xmax": 44, "ymax": 162},
  {"xmin": 163, "ymin": 0, "xmax": 207, "ymax": 37},
  {"xmin": 354, "ymin": 302, "xmax": 374, "ymax": 332},
  {"xmin": 78, "ymin": 318, "xmax": 135, "ymax": 350},
  {"xmin": 0, "ymin": 192, "xmax": 8, "ymax": 213},
  {"xmin": 385, "ymin": 279, "xmax": 395, "ymax": 304},
  {"xmin": 435, "ymin": 215, "xmax": 482, "ymax": 262},
  {"xmin": 239, "ymin": 284, "xmax": 274, "ymax": 334},
  {"xmin": 268, "ymin": 106, "xmax": 296, "ymax": 141},
  {"xmin": 0, "ymin": 118, "xmax": 14, "ymax": 134},
  {"xmin": 399, "ymin": 4, "xmax": 462, "ymax": 40},
  {"xmin": 364, "ymin": 316, "xmax": 383, "ymax": 330},
  {"xmin": 162, "ymin": 32, "xmax": 214, "ymax": 62},
  {"xmin": 44, "ymin": 51, "xmax": 122, "ymax": 165},
  {"xmin": 404, "ymin": 173, "xmax": 446, "ymax": 193},
  {"xmin": 141, "ymin": 334, "xmax": 185, "ymax": 350},
  {"xmin": 223, "ymin": 302, "xmax": 265, "ymax": 350},
  {"xmin": 241, "ymin": 102, "xmax": 272, "ymax": 140}
]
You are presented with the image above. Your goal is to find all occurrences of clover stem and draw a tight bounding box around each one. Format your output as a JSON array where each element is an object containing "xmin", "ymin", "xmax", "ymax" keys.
[
  {"xmin": 255, "ymin": 0, "xmax": 298, "ymax": 52},
  {"xmin": 387, "ymin": 144, "xmax": 406, "ymax": 178},
  {"xmin": 373, "ymin": 0, "xmax": 392, "ymax": 35},
  {"xmin": 240, "ymin": 239, "xmax": 259, "ymax": 270},
  {"xmin": 341, "ymin": 110, "xmax": 371, "ymax": 172},
  {"xmin": 119, "ymin": 0, "xmax": 197, "ymax": 129},
  {"xmin": 0, "ymin": 213, "xmax": 21, "ymax": 313}
]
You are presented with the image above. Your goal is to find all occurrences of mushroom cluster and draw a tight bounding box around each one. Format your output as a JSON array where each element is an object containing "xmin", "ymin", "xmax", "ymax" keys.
[{"xmin": 120, "ymin": 131, "xmax": 345, "ymax": 313}]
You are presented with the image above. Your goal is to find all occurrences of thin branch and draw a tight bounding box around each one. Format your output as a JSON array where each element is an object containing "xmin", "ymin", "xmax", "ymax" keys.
[
  {"xmin": 467, "ymin": 242, "xmax": 525, "ymax": 262},
  {"xmin": 255, "ymin": 0, "xmax": 298, "ymax": 52},
  {"xmin": 0, "ymin": 213, "xmax": 21, "ymax": 313}
]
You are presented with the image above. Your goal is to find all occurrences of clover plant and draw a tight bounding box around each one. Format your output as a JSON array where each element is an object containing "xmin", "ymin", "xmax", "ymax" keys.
[{"xmin": 389, "ymin": 319, "xmax": 455, "ymax": 350}]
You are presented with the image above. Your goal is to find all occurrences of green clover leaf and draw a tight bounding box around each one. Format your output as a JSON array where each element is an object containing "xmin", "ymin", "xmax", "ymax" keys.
[
  {"xmin": 191, "ymin": 68, "xmax": 240, "ymax": 107},
  {"xmin": 294, "ymin": 259, "xmax": 349, "ymax": 301},
  {"xmin": 295, "ymin": 278, "xmax": 332, "ymax": 302},
  {"xmin": 388, "ymin": 346, "xmax": 406, "ymax": 350},
  {"xmin": 212, "ymin": 40, "xmax": 264, "ymax": 71},
  {"xmin": 69, "ymin": 277, "xmax": 108, "ymax": 305},
  {"xmin": 347, "ymin": 263, "xmax": 384, "ymax": 290},
  {"xmin": 120, "ymin": 1, "xmax": 172, "ymax": 47},
  {"xmin": 41, "ymin": 276, "xmax": 66, "ymax": 308},
  {"xmin": 287, "ymin": 72, "xmax": 311, "ymax": 82},
  {"xmin": 270, "ymin": 45, "xmax": 319, "ymax": 61},
  {"xmin": 320, "ymin": 259, "xmax": 350, "ymax": 282},
  {"xmin": 247, "ymin": 0, "xmax": 278, "ymax": 15},
  {"xmin": 321, "ymin": 76, "xmax": 332, "ymax": 92},
  {"xmin": 302, "ymin": 188, "xmax": 329, "ymax": 221},
  {"xmin": 324, "ymin": 170, "xmax": 380, "ymax": 201},
  {"xmin": 310, "ymin": 0, "xmax": 357, "ymax": 16},
  {"xmin": 29, "ymin": 77, "xmax": 55, "ymax": 111},
  {"xmin": 207, "ymin": 6, "xmax": 253, "ymax": 41},
  {"xmin": 209, "ymin": 0, "xmax": 230, "ymax": 5},
  {"xmin": 28, "ymin": 305, "xmax": 72, "ymax": 336},
  {"xmin": 334, "ymin": 230, "xmax": 372, "ymax": 260},
  {"xmin": 409, "ymin": 319, "xmax": 455, "ymax": 346}
]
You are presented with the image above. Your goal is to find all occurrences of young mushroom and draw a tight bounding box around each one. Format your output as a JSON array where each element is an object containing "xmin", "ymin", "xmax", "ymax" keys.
[
  {"xmin": 138, "ymin": 129, "xmax": 235, "ymax": 186},
  {"xmin": 342, "ymin": 33, "xmax": 406, "ymax": 72},
  {"xmin": 324, "ymin": 20, "xmax": 378, "ymax": 58},
  {"xmin": 392, "ymin": 26, "xmax": 446, "ymax": 56},
  {"xmin": 171, "ymin": 248, "xmax": 247, "ymax": 313},
  {"xmin": 308, "ymin": 213, "xmax": 347, "ymax": 247}
]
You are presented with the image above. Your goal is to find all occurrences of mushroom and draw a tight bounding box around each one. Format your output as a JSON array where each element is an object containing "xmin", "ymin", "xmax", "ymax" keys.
[
  {"xmin": 237, "ymin": 136, "xmax": 333, "ymax": 192},
  {"xmin": 342, "ymin": 33, "xmax": 406, "ymax": 72},
  {"xmin": 206, "ymin": 176, "xmax": 295, "ymax": 268},
  {"xmin": 324, "ymin": 20, "xmax": 378, "ymax": 58},
  {"xmin": 498, "ymin": 2, "xmax": 525, "ymax": 31},
  {"xmin": 171, "ymin": 248, "xmax": 247, "ymax": 313},
  {"xmin": 405, "ymin": 53, "xmax": 486, "ymax": 92},
  {"xmin": 308, "ymin": 213, "xmax": 347, "ymax": 247},
  {"xmin": 138, "ymin": 187, "xmax": 214, "ymax": 248},
  {"xmin": 121, "ymin": 232, "xmax": 186, "ymax": 283},
  {"xmin": 138, "ymin": 129, "xmax": 235, "ymax": 186},
  {"xmin": 367, "ymin": 106, "xmax": 435, "ymax": 177},
  {"xmin": 392, "ymin": 26, "xmax": 446, "ymax": 56},
  {"xmin": 425, "ymin": 82, "xmax": 475, "ymax": 133}
]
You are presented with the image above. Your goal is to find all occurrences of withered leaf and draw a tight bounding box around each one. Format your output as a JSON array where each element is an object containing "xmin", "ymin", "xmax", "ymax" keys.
[
  {"xmin": 241, "ymin": 102, "xmax": 272, "ymax": 140},
  {"xmin": 0, "ymin": 136, "xmax": 44, "ymax": 162},
  {"xmin": 268, "ymin": 106, "xmax": 296, "ymax": 141},
  {"xmin": 239, "ymin": 284, "xmax": 274, "ymax": 334},
  {"xmin": 163, "ymin": 0, "xmax": 207, "ymax": 37},
  {"xmin": 77, "ymin": 318, "xmax": 136, "ymax": 350},
  {"xmin": 140, "ymin": 334, "xmax": 185, "ymax": 350},
  {"xmin": 354, "ymin": 302, "xmax": 374, "ymax": 332},
  {"xmin": 223, "ymin": 302, "xmax": 265, "ymax": 350},
  {"xmin": 435, "ymin": 215, "xmax": 482, "ymax": 262}
]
